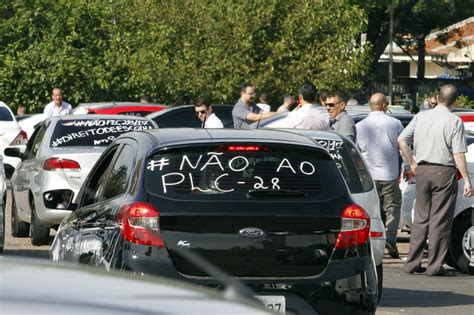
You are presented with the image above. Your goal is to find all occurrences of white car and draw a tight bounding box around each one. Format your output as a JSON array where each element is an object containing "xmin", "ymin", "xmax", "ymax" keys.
[
  {"xmin": 18, "ymin": 113, "xmax": 47, "ymax": 140},
  {"xmin": 5, "ymin": 115, "xmax": 156, "ymax": 246},
  {"xmin": 0, "ymin": 101, "xmax": 28, "ymax": 178},
  {"xmin": 0, "ymin": 155, "xmax": 6, "ymax": 252},
  {"xmin": 400, "ymin": 132, "xmax": 474, "ymax": 275}
]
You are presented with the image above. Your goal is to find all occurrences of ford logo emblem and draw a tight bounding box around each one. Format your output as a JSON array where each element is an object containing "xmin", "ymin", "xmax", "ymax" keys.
[{"xmin": 239, "ymin": 227, "xmax": 265, "ymax": 238}]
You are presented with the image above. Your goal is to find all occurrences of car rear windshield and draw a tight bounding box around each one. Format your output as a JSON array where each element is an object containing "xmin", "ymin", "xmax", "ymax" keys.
[
  {"xmin": 314, "ymin": 138, "xmax": 374, "ymax": 193},
  {"xmin": 144, "ymin": 144, "xmax": 347, "ymax": 201},
  {"xmin": 0, "ymin": 107, "xmax": 14, "ymax": 121},
  {"xmin": 50, "ymin": 118, "xmax": 154, "ymax": 148}
]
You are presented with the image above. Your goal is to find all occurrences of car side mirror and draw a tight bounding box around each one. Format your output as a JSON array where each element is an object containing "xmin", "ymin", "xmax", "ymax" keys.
[
  {"xmin": 68, "ymin": 203, "xmax": 78, "ymax": 211},
  {"xmin": 4, "ymin": 147, "xmax": 23, "ymax": 158}
]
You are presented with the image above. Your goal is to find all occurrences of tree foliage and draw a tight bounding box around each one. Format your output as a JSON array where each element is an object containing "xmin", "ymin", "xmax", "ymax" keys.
[
  {"xmin": 0, "ymin": 0, "xmax": 371, "ymax": 111},
  {"xmin": 350, "ymin": 0, "xmax": 474, "ymax": 78}
]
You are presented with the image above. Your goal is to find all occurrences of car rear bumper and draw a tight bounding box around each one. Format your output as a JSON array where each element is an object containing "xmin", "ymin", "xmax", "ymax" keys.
[
  {"xmin": 122, "ymin": 242, "xmax": 377, "ymax": 314},
  {"xmin": 370, "ymin": 218, "xmax": 386, "ymax": 266}
]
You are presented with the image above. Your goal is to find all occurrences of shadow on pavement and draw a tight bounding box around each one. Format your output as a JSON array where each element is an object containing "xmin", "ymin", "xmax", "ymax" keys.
[
  {"xmin": 380, "ymin": 287, "xmax": 474, "ymax": 308},
  {"xmin": 2, "ymin": 249, "xmax": 49, "ymax": 259}
]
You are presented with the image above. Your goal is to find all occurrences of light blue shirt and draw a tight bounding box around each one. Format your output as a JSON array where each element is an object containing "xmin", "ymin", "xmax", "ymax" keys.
[{"xmin": 356, "ymin": 111, "xmax": 404, "ymax": 181}]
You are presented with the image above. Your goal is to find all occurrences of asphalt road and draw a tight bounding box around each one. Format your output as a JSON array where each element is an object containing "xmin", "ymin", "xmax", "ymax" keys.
[{"xmin": 2, "ymin": 189, "xmax": 473, "ymax": 314}]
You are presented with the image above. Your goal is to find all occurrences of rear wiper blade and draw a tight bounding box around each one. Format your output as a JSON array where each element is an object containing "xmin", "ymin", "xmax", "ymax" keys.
[{"xmin": 247, "ymin": 189, "xmax": 306, "ymax": 197}]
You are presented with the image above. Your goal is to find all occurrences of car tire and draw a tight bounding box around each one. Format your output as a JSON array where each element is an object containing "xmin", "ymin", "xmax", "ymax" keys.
[
  {"xmin": 0, "ymin": 200, "xmax": 5, "ymax": 252},
  {"xmin": 376, "ymin": 263, "xmax": 383, "ymax": 303},
  {"xmin": 30, "ymin": 205, "xmax": 49, "ymax": 246},
  {"xmin": 449, "ymin": 209, "xmax": 474, "ymax": 275},
  {"xmin": 10, "ymin": 191, "xmax": 30, "ymax": 237}
]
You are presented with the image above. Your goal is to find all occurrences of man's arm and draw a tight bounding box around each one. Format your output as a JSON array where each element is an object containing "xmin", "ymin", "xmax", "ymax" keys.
[
  {"xmin": 398, "ymin": 138, "xmax": 417, "ymax": 175},
  {"xmin": 246, "ymin": 111, "xmax": 278, "ymax": 122},
  {"xmin": 454, "ymin": 152, "xmax": 472, "ymax": 197}
]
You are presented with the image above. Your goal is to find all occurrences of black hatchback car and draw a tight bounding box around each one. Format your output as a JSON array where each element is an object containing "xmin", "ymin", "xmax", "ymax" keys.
[{"xmin": 51, "ymin": 128, "xmax": 377, "ymax": 314}]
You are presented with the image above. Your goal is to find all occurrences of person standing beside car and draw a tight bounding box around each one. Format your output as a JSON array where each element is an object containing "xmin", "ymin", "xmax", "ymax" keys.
[
  {"xmin": 232, "ymin": 83, "xmax": 278, "ymax": 128},
  {"xmin": 194, "ymin": 98, "xmax": 223, "ymax": 128},
  {"xmin": 398, "ymin": 84, "xmax": 472, "ymax": 277},
  {"xmin": 326, "ymin": 91, "xmax": 356, "ymax": 141},
  {"xmin": 43, "ymin": 88, "xmax": 72, "ymax": 117},
  {"xmin": 285, "ymin": 83, "xmax": 330, "ymax": 130},
  {"xmin": 357, "ymin": 93, "xmax": 404, "ymax": 258}
]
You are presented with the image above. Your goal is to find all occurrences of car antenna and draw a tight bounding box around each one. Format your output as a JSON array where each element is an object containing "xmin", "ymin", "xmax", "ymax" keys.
[
  {"xmin": 255, "ymin": 103, "xmax": 264, "ymax": 129},
  {"xmin": 169, "ymin": 247, "xmax": 262, "ymax": 308}
]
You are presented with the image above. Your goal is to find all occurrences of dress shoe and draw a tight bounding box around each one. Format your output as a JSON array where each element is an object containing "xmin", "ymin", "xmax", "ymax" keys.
[
  {"xmin": 406, "ymin": 266, "xmax": 426, "ymax": 274},
  {"xmin": 386, "ymin": 242, "xmax": 400, "ymax": 259},
  {"xmin": 427, "ymin": 268, "xmax": 457, "ymax": 277}
]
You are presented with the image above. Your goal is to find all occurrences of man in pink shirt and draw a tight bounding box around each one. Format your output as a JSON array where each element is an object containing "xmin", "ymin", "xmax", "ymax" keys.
[{"xmin": 286, "ymin": 83, "xmax": 330, "ymax": 130}]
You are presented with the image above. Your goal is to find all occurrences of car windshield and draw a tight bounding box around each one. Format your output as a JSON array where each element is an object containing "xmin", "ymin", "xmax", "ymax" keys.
[
  {"xmin": 0, "ymin": 107, "xmax": 14, "ymax": 121},
  {"xmin": 50, "ymin": 118, "xmax": 154, "ymax": 148},
  {"xmin": 144, "ymin": 144, "xmax": 347, "ymax": 201}
]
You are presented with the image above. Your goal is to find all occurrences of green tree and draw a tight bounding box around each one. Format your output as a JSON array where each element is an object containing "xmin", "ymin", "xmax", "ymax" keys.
[
  {"xmin": 351, "ymin": 0, "xmax": 474, "ymax": 80},
  {"xmin": 0, "ymin": 0, "xmax": 372, "ymax": 111}
]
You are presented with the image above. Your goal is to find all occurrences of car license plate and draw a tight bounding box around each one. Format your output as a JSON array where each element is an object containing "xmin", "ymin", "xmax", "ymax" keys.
[{"xmin": 254, "ymin": 295, "xmax": 285, "ymax": 313}]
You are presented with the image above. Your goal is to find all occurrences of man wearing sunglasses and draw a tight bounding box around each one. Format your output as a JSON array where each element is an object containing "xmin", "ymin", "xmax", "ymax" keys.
[
  {"xmin": 326, "ymin": 91, "xmax": 356, "ymax": 142},
  {"xmin": 194, "ymin": 98, "xmax": 223, "ymax": 128}
]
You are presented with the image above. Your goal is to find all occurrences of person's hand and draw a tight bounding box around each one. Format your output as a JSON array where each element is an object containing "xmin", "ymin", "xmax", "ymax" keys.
[
  {"xmin": 463, "ymin": 181, "xmax": 472, "ymax": 197},
  {"xmin": 404, "ymin": 170, "xmax": 415, "ymax": 183},
  {"xmin": 409, "ymin": 163, "xmax": 417, "ymax": 176}
]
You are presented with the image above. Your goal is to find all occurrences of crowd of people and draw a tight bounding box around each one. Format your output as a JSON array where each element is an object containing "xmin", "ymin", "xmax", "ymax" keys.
[{"xmin": 40, "ymin": 82, "xmax": 471, "ymax": 277}]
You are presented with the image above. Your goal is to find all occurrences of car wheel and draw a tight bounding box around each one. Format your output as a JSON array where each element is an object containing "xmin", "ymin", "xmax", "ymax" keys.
[
  {"xmin": 10, "ymin": 191, "xmax": 30, "ymax": 237},
  {"xmin": 449, "ymin": 210, "xmax": 474, "ymax": 275},
  {"xmin": 0, "ymin": 201, "xmax": 5, "ymax": 252},
  {"xmin": 376, "ymin": 263, "xmax": 383, "ymax": 303},
  {"xmin": 30, "ymin": 205, "xmax": 49, "ymax": 246}
]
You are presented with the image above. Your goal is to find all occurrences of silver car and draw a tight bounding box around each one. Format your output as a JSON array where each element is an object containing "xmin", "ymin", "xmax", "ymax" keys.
[{"xmin": 5, "ymin": 115, "xmax": 156, "ymax": 246}]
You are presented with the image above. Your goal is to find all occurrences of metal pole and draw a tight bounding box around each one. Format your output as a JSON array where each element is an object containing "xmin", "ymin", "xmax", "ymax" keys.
[{"xmin": 388, "ymin": 4, "xmax": 394, "ymax": 105}]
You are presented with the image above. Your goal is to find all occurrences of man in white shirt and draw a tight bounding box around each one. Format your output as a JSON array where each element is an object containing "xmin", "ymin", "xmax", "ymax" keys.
[
  {"xmin": 356, "ymin": 93, "xmax": 404, "ymax": 258},
  {"xmin": 194, "ymin": 98, "xmax": 224, "ymax": 128},
  {"xmin": 43, "ymin": 88, "xmax": 73, "ymax": 117},
  {"xmin": 285, "ymin": 83, "xmax": 329, "ymax": 130}
]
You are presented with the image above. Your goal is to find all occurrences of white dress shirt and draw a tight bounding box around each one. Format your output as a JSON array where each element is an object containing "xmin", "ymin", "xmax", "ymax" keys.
[
  {"xmin": 204, "ymin": 113, "xmax": 224, "ymax": 128},
  {"xmin": 43, "ymin": 101, "xmax": 73, "ymax": 117},
  {"xmin": 285, "ymin": 103, "xmax": 330, "ymax": 130}
]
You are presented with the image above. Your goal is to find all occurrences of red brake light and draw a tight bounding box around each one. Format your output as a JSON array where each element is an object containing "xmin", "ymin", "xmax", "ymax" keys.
[
  {"xmin": 226, "ymin": 145, "xmax": 262, "ymax": 151},
  {"xmin": 9, "ymin": 130, "xmax": 28, "ymax": 145},
  {"xmin": 118, "ymin": 202, "xmax": 165, "ymax": 248},
  {"xmin": 335, "ymin": 204, "xmax": 370, "ymax": 249},
  {"xmin": 43, "ymin": 158, "xmax": 81, "ymax": 171}
]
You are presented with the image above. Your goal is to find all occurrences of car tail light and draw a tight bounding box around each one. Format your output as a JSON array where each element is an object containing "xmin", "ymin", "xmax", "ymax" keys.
[
  {"xmin": 43, "ymin": 158, "xmax": 81, "ymax": 171},
  {"xmin": 456, "ymin": 169, "xmax": 462, "ymax": 181},
  {"xmin": 118, "ymin": 202, "xmax": 165, "ymax": 248},
  {"xmin": 370, "ymin": 231, "xmax": 383, "ymax": 238},
  {"xmin": 9, "ymin": 130, "xmax": 28, "ymax": 145},
  {"xmin": 335, "ymin": 204, "xmax": 370, "ymax": 249}
]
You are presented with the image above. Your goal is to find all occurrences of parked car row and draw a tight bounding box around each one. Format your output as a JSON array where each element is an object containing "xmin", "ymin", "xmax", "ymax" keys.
[{"xmin": 4, "ymin": 99, "xmax": 473, "ymax": 313}]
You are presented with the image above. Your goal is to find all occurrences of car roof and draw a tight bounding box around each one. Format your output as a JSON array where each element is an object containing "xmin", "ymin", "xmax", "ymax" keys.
[
  {"xmin": 1, "ymin": 257, "xmax": 268, "ymax": 314},
  {"xmin": 129, "ymin": 128, "xmax": 324, "ymax": 149},
  {"xmin": 47, "ymin": 114, "xmax": 153, "ymax": 121},
  {"xmin": 146, "ymin": 104, "xmax": 232, "ymax": 119}
]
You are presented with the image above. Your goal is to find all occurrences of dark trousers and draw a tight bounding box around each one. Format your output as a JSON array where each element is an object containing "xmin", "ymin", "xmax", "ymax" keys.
[
  {"xmin": 404, "ymin": 164, "xmax": 457, "ymax": 275},
  {"xmin": 375, "ymin": 179, "xmax": 401, "ymax": 246}
]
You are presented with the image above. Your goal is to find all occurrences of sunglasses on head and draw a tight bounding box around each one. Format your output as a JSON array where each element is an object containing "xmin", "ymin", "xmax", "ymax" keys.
[{"xmin": 195, "ymin": 109, "xmax": 207, "ymax": 115}]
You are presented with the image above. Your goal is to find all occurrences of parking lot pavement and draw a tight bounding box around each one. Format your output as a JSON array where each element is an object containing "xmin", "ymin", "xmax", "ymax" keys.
[{"xmin": 377, "ymin": 232, "xmax": 474, "ymax": 315}]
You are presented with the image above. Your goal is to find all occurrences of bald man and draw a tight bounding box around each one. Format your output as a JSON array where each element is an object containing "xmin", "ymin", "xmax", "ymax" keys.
[
  {"xmin": 357, "ymin": 93, "xmax": 404, "ymax": 258},
  {"xmin": 399, "ymin": 84, "xmax": 471, "ymax": 276},
  {"xmin": 43, "ymin": 87, "xmax": 72, "ymax": 117}
]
